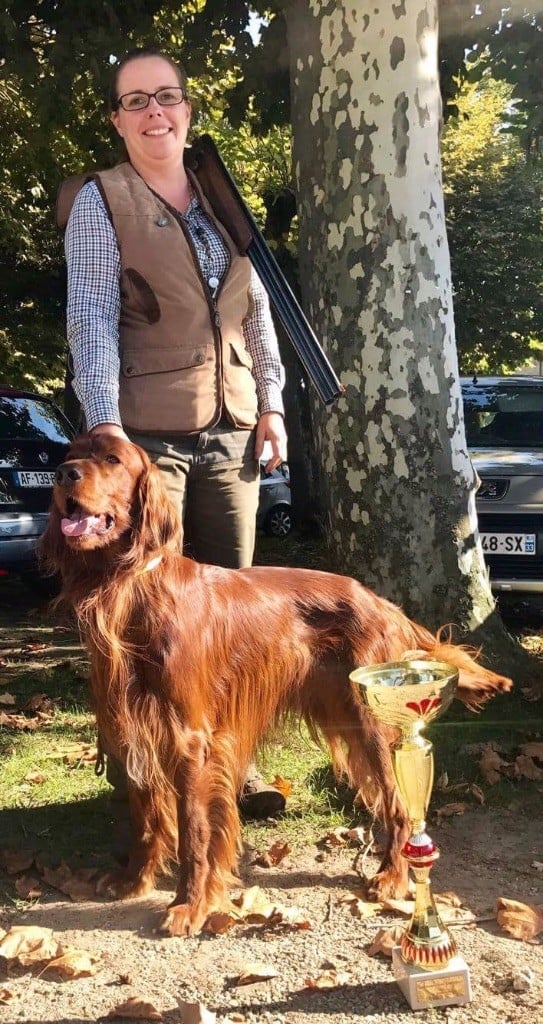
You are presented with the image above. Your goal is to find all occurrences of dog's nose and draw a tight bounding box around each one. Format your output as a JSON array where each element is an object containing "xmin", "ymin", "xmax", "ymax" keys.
[{"xmin": 56, "ymin": 463, "xmax": 83, "ymax": 485}]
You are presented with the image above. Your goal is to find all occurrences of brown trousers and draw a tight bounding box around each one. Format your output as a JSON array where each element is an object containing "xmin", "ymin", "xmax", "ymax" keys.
[{"xmin": 104, "ymin": 421, "xmax": 260, "ymax": 798}]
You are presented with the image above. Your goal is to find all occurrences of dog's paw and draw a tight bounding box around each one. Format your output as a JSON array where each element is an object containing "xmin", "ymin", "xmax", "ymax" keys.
[
  {"xmin": 366, "ymin": 866, "xmax": 409, "ymax": 902},
  {"xmin": 96, "ymin": 869, "xmax": 154, "ymax": 900},
  {"xmin": 158, "ymin": 902, "xmax": 204, "ymax": 937}
]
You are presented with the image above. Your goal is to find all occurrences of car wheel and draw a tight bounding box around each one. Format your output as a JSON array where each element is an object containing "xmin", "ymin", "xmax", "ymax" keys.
[{"xmin": 265, "ymin": 505, "xmax": 292, "ymax": 538}]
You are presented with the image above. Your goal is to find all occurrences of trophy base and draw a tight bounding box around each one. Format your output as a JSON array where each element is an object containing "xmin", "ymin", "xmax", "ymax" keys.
[{"xmin": 392, "ymin": 947, "xmax": 472, "ymax": 1009}]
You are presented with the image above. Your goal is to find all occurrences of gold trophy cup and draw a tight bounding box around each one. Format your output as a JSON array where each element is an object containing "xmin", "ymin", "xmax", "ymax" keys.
[{"xmin": 350, "ymin": 659, "xmax": 472, "ymax": 1010}]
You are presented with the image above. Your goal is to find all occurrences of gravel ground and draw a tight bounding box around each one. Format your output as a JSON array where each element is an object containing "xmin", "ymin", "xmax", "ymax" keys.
[{"xmin": 1, "ymin": 805, "xmax": 541, "ymax": 1024}]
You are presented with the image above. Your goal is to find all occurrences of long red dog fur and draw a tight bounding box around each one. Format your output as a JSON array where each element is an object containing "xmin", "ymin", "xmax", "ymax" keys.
[{"xmin": 40, "ymin": 435, "xmax": 511, "ymax": 936}]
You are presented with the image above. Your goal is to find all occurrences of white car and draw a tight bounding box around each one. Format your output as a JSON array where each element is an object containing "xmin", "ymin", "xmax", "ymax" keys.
[{"xmin": 461, "ymin": 375, "xmax": 543, "ymax": 594}]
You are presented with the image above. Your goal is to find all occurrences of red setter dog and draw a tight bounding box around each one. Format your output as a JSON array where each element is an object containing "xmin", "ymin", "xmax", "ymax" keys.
[{"xmin": 40, "ymin": 434, "xmax": 511, "ymax": 936}]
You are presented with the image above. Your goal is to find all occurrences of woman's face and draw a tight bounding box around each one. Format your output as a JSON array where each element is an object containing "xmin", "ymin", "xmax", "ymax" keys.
[{"xmin": 111, "ymin": 55, "xmax": 191, "ymax": 171}]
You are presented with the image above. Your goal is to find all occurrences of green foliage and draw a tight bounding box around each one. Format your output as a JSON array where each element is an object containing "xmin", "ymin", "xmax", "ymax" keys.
[
  {"xmin": 442, "ymin": 70, "xmax": 543, "ymax": 372},
  {"xmin": 465, "ymin": 3, "xmax": 543, "ymax": 158},
  {"xmin": 3, "ymin": 0, "xmax": 543, "ymax": 388}
]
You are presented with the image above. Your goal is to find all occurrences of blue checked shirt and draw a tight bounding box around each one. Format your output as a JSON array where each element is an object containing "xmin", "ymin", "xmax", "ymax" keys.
[{"xmin": 66, "ymin": 180, "xmax": 285, "ymax": 431}]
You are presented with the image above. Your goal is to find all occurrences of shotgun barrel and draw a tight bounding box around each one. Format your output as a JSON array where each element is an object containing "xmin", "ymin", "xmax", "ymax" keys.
[{"xmin": 187, "ymin": 135, "xmax": 343, "ymax": 406}]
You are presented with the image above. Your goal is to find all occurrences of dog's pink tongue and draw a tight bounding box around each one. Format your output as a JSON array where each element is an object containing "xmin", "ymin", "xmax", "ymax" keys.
[{"xmin": 61, "ymin": 513, "xmax": 106, "ymax": 537}]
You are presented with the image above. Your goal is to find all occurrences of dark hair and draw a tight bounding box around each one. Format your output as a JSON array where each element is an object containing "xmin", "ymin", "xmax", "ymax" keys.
[{"xmin": 109, "ymin": 48, "xmax": 189, "ymax": 111}]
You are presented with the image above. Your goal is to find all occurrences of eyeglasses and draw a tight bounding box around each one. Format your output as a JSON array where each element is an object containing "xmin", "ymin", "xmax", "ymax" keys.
[{"xmin": 116, "ymin": 87, "xmax": 185, "ymax": 111}]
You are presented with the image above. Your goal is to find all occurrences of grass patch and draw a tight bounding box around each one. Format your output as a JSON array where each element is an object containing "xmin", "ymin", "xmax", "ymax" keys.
[{"xmin": 1, "ymin": 544, "xmax": 543, "ymax": 892}]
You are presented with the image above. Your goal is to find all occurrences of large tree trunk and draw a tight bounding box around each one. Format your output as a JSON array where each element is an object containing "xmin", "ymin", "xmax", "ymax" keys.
[{"xmin": 284, "ymin": 0, "xmax": 541, "ymax": 687}]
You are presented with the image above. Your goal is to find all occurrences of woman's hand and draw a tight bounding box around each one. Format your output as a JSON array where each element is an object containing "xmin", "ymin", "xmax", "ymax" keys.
[
  {"xmin": 254, "ymin": 412, "xmax": 288, "ymax": 473},
  {"xmin": 89, "ymin": 423, "xmax": 130, "ymax": 441}
]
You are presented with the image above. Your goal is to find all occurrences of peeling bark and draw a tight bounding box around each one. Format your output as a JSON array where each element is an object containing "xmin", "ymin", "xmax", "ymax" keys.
[{"xmin": 285, "ymin": 0, "xmax": 497, "ymax": 636}]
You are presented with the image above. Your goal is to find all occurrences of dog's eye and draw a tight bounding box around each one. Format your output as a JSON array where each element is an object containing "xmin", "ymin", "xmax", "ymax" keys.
[{"xmin": 104, "ymin": 454, "xmax": 121, "ymax": 464}]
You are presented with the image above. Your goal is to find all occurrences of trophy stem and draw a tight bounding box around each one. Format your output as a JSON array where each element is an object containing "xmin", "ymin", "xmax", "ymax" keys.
[
  {"xmin": 392, "ymin": 733, "xmax": 458, "ymax": 969},
  {"xmin": 400, "ymin": 834, "xmax": 457, "ymax": 969}
]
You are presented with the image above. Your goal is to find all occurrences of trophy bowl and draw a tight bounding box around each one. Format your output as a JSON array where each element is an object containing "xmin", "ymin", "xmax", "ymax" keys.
[{"xmin": 350, "ymin": 658, "xmax": 458, "ymax": 735}]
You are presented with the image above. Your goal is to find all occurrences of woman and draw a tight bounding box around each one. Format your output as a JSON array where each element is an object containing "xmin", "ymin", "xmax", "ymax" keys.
[{"xmin": 65, "ymin": 47, "xmax": 287, "ymax": 819}]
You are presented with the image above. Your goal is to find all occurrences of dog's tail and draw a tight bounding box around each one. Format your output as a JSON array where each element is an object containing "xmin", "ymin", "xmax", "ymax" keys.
[
  {"xmin": 348, "ymin": 586, "xmax": 512, "ymax": 710},
  {"xmin": 396, "ymin": 623, "xmax": 512, "ymax": 709}
]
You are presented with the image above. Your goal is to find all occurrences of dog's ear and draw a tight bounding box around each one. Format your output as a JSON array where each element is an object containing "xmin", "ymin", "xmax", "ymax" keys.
[
  {"xmin": 38, "ymin": 503, "xmax": 66, "ymax": 575},
  {"xmin": 134, "ymin": 463, "xmax": 181, "ymax": 553}
]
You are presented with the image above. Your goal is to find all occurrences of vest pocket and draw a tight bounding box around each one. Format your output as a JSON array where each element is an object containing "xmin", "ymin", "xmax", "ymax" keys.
[
  {"xmin": 120, "ymin": 268, "xmax": 161, "ymax": 324},
  {"xmin": 228, "ymin": 337, "xmax": 253, "ymax": 370},
  {"xmin": 120, "ymin": 346, "xmax": 212, "ymax": 377}
]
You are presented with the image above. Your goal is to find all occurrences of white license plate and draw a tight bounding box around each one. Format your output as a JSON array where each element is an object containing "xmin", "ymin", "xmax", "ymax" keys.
[
  {"xmin": 14, "ymin": 471, "xmax": 56, "ymax": 488},
  {"xmin": 481, "ymin": 532, "xmax": 536, "ymax": 555}
]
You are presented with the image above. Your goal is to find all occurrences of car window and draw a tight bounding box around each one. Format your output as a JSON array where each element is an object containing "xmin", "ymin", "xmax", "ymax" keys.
[
  {"xmin": 0, "ymin": 396, "xmax": 72, "ymax": 443},
  {"xmin": 462, "ymin": 385, "xmax": 543, "ymax": 447}
]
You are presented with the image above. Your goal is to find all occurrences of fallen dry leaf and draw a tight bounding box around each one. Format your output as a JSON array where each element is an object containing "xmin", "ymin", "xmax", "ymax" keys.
[
  {"xmin": 106, "ymin": 996, "xmax": 163, "ymax": 1019},
  {"xmin": 435, "ymin": 801, "xmax": 466, "ymax": 821},
  {"xmin": 304, "ymin": 968, "xmax": 350, "ymax": 989},
  {"xmin": 177, "ymin": 1000, "xmax": 216, "ymax": 1024},
  {"xmin": 202, "ymin": 911, "xmax": 241, "ymax": 935},
  {"xmin": 435, "ymin": 891, "xmax": 462, "ymax": 908},
  {"xmin": 381, "ymin": 897, "xmax": 415, "ymax": 917},
  {"xmin": 15, "ymin": 875, "xmax": 43, "ymax": 900},
  {"xmin": 512, "ymin": 754, "xmax": 542, "ymax": 781},
  {"xmin": 519, "ymin": 741, "xmax": 543, "ymax": 761},
  {"xmin": 479, "ymin": 745, "xmax": 509, "ymax": 785},
  {"xmin": 252, "ymin": 840, "xmax": 291, "ymax": 868},
  {"xmin": 233, "ymin": 886, "xmax": 277, "ymax": 921},
  {"xmin": 321, "ymin": 827, "xmax": 348, "ymax": 847},
  {"xmin": 532, "ymin": 861, "xmax": 543, "ymax": 872},
  {"xmin": 0, "ymin": 692, "xmax": 16, "ymax": 706},
  {"xmin": 0, "ymin": 711, "xmax": 44, "ymax": 731},
  {"xmin": 234, "ymin": 963, "xmax": 278, "ymax": 986},
  {"xmin": 269, "ymin": 905, "xmax": 312, "ymax": 930},
  {"xmin": 496, "ymin": 897, "xmax": 543, "ymax": 941},
  {"xmin": 204, "ymin": 892, "xmax": 309, "ymax": 933},
  {"xmin": 24, "ymin": 771, "xmax": 48, "ymax": 785},
  {"xmin": 344, "ymin": 826, "xmax": 373, "ymax": 846},
  {"xmin": 0, "ymin": 987, "xmax": 17, "ymax": 1004},
  {"xmin": 436, "ymin": 770, "xmax": 449, "ymax": 790},
  {"xmin": 0, "ymin": 925, "xmax": 60, "ymax": 965},
  {"xmin": 39, "ymin": 860, "xmax": 98, "ymax": 901},
  {"xmin": 43, "ymin": 947, "xmax": 100, "ymax": 979},
  {"xmin": 367, "ymin": 925, "xmax": 404, "ymax": 957},
  {"xmin": 346, "ymin": 895, "xmax": 383, "ymax": 920},
  {"xmin": 65, "ymin": 745, "xmax": 98, "ymax": 767},
  {"xmin": 20, "ymin": 694, "xmax": 55, "ymax": 714},
  {"xmin": 469, "ymin": 783, "xmax": 485, "ymax": 805},
  {"xmin": 433, "ymin": 891, "xmax": 477, "ymax": 925},
  {"xmin": 0, "ymin": 848, "xmax": 35, "ymax": 875},
  {"xmin": 60, "ymin": 868, "xmax": 99, "ymax": 902},
  {"xmin": 269, "ymin": 774, "xmax": 292, "ymax": 799}
]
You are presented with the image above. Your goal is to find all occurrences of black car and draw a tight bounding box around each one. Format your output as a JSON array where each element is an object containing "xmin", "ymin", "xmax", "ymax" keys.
[
  {"xmin": 0, "ymin": 387, "xmax": 74, "ymax": 578},
  {"xmin": 257, "ymin": 459, "xmax": 292, "ymax": 538}
]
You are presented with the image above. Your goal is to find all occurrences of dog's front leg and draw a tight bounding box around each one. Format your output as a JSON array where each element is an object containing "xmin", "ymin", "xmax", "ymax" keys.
[
  {"xmin": 97, "ymin": 781, "xmax": 171, "ymax": 900},
  {"xmin": 159, "ymin": 731, "xmax": 213, "ymax": 937}
]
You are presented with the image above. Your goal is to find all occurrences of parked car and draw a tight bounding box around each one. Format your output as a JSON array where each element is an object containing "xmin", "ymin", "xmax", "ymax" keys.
[
  {"xmin": 257, "ymin": 460, "xmax": 292, "ymax": 537},
  {"xmin": 461, "ymin": 375, "xmax": 543, "ymax": 594},
  {"xmin": 0, "ymin": 387, "xmax": 74, "ymax": 579}
]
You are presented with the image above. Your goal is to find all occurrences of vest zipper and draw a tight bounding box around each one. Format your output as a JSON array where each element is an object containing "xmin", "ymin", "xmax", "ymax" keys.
[{"xmin": 172, "ymin": 211, "xmax": 229, "ymax": 424}]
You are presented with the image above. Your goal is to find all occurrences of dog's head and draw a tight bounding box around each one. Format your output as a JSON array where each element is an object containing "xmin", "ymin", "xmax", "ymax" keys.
[{"xmin": 40, "ymin": 434, "xmax": 181, "ymax": 571}]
